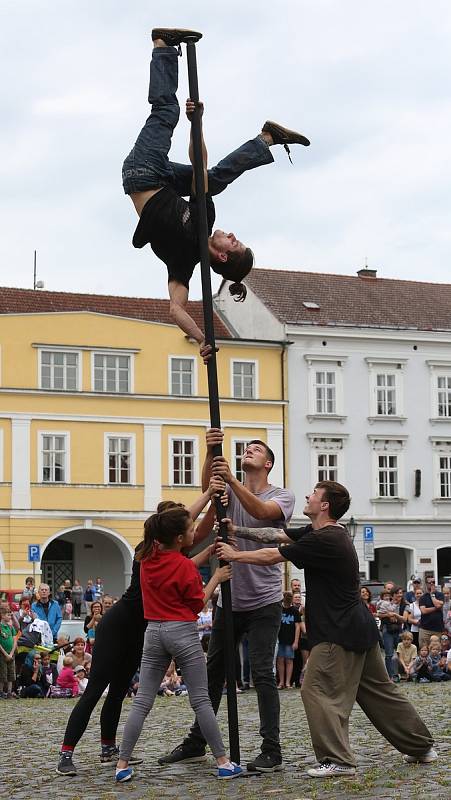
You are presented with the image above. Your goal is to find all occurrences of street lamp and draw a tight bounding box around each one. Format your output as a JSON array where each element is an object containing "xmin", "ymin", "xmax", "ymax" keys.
[{"xmin": 348, "ymin": 516, "xmax": 357, "ymax": 542}]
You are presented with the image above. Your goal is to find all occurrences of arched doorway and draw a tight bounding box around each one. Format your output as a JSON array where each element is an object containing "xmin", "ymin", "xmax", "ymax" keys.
[
  {"xmin": 369, "ymin": 546, "xmax": 414, "ymax": 588},
  {"xmin": 437, "ymin": 546, "xmax": 451, "ymax": 587},
  {"xmin": 41, "ymin": 526, "xmax": 134, "ymax": 597}
]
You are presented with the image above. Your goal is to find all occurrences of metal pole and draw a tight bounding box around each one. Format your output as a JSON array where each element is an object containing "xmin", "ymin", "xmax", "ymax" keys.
[{"xmin": 185, "ymin": 39, "xmax": 240, "ymax": 764}]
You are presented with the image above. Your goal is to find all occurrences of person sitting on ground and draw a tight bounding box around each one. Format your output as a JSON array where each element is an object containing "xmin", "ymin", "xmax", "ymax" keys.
[
  {"xmin": 40, "ymin": 650, "xmax": 58, "ymax": 695},
  {"xmin": 122, "ymin": 27, "xmax": 310, "ymax": 362},
  {"xmin": 56, "ymin": 655, "xmax": 79, "ymax": 697},
  {"xmin": 158, "ymin": 660, "xmax": 185, "ymax": 696},
  {"xmin": 17, "ymin": 650, "xmax": 44, "ymax": 698},
  {"xmin": 440, "ymin": 633, "xmax": 450, "ymax": 656},
  {"xmin": 0, "ymin": 607, "xmax": 18, "ymax": 698},
  {"xmin": 276, "ymin": 591, "xmax": 301, "ymax": 689},
  {"xmin": 410, "ymin": 645, "xmax": 433, "ymax": 683},
  {"xmin": 71, "ymin": 637, "xmax": 92, "ymax": 671},
  {"xmin": 393, "ymin": 631, "xmax": 417, "ymax": 681},
  {"xmin": 102, "ymin": 595, "xmax": 114, "ymax": 613},
  {"xmin": 74, "ymin": 665, "xmax": 88, "ymax": 694},
  {"xmin": 429, "ymin": 641, "xmax": 451, "ymax": 682},
  {"xmin": 32, "ymin": 583, "xmax": 62, "ymax": 641}
]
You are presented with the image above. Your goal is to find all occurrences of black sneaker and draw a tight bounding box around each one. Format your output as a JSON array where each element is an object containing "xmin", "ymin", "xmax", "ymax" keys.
[
  {"xmin": 262, "ymin": 120, "xmax": 310, "ymax": 163},
  {"xmin": 151, "ymin": 28, "xmax": 202, "ymax": 46},
  {"xmin": 246, "ymin": 752, "xmax": 283, "ymax": 773},
  {"xmin": 56, "ymin": 751, "xmax": 77, "ymax": 776},
  {"xmin": 100, "ymin": 744, "xmax": 119, "ymax": 764},
  {"xmin": 157, "ymin": 743, "xmax": 207, "ymax": 766}
]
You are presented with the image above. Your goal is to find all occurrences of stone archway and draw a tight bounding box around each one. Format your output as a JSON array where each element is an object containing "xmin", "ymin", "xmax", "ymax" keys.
[
  {"xmin": 40, "ymin": 525, "xmax": 134, "ymax": 598},
  {"xmin": 369, "ymin": 546, "xmax": 415, "ymax": 588},
  {"xmin": 437, "ymin": 546, "xmax": 451, "ymax": 587}
]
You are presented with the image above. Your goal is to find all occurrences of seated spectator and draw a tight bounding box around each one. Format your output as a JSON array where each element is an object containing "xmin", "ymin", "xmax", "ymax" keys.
[
  {"xmin": 74, "ymin": 665, "xmax": 88, "ymax": 694},
  {"xmin": 440, "ymin": 633, "xmax": 450, "ymax": 656},
  {"xmin": 447, "ymin": 647, "xmax": 451, "ymax": 674},
  {"xmin": 410, "ymin": 645, "xmax": 433, "ymax": 683},
  {"xmin": 276, "ymin": 591, "xmax": 301, "ymax": 689},
  {"xmin": 360, "ymin": 586, "xmax": 377, "ymax": 615},
  {"xmin": 198, "ymin": 602, "xmax": 213, "ymax": 646},
  {"xmin": 84, "ymin": 600, "xmax": 103, "ymax": 650},
  {"xmin": 17, "ymin": 650, "xmax": 44, "ymax": 697},
  {"xmin": 71, "ymin": 579, "xmax": 84, "ymax": 619},
  {"xmin": 32, "ymin": 584, "xmax": 62, "ymax": 641},
  {"xmin": 429, "ymin": 641, "xmax": 451, "ymax": 682},
  {"xmin": 40, "ymin": 651, "xmax": 58, "ymax": 695},
  {"xmin": 0, "ymin": 607, "xmax": 18, "ymax": 698},
  {"xmin": 158, "ymin": 661, "xmax": 186, "ymax": 696},
  {"xmin": 17, "ymin": 597, "xmax": 36, "ymax": 632},
  {"xmin": 71, "ymin": 637, "xmax": 92, "ymax": 670},
  {"xmin": 22, "ymin": 577, "xmax": 36, "ymax": 600},
  {"xmin": 102, "ymin": 595, "xmax": 114, "ymax": 612},
  {"xmin": 56, "ymin": 655, "xmax": 79, "ymax": 696},
  {"xmin": 392, "ymin": 631, "xmax": 417, "ymax": 681}
]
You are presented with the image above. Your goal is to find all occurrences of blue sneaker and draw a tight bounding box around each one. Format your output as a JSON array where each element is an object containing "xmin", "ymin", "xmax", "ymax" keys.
[
  {"xmin": 115, "ymin": 767, "xmax": 133, "ymax": 783},
  {"xmin": 217, "ymin": 762, "xmax": 243, "ymax": 780}
]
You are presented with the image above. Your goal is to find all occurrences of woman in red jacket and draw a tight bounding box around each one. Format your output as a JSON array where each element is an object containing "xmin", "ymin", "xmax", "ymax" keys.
[{"xmin": 115, "ymin": 505, "xmax": 242, "ymax": 783}]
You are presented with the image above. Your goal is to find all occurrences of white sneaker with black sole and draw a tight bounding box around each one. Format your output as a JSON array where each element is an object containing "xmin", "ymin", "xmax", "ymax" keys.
[
  {"xmin": 307, "ymin": 760, "xmax": 356, "ymax": 777},
  {"xmin": 403, "ymin": 748, "xmax": 438, "ymax": 764}
]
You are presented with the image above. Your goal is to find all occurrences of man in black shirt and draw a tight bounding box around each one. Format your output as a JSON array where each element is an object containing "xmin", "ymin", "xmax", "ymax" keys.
[
  {"xmin": 122, "ymin": 28, "xmax": 310, "ymax": 360},
  {"xmin": 217, "ymin": 480, "xmax": 436, "ymax": 778},
  {"xmin": 419, "ymin": 577, "xmax": 445, "ymax": 648}
]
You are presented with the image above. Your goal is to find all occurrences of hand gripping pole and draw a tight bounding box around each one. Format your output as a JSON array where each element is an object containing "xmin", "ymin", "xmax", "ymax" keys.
[{"xmin": 185, "ymin": 38, "xmax": 240, "ymax": 764}]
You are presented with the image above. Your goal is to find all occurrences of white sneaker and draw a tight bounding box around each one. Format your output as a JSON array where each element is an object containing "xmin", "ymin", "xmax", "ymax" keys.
[
  {"xmin": 403, "ymin": 748, "xmax": 438, "ymax": 764},
  {"xmin": 307, "ymin": 760, "xmax": 356, "ymax": 777}
]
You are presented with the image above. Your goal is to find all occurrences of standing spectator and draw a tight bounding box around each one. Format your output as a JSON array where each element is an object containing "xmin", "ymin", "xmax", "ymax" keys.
[
  {"xmin": 291, "ymin": 591, "xmax": 304, "ymax": 687},
  {"xmin": 102, "ymin": 595, "xmax": 114, "ymax": 612},
  {"xmin": 393, "ymin": 631, "xmax": 417, "ymax": 681},
  {"xmin": 377, "ymin": 587, "xmax": 407, "ymax": 680},
  {"xmin": 405, "ymin": 577, "xmax": 422, "ymax": 604},
  {"xmin": 17, "ymin": 650, "xmax": 44, "ymax": 697},
  {"xmin": 406, "ymin": 587, "xmax": 423, "ymax": 649},
  {"xmin": 290, "ymin": 578, "xmax": 301, "ymax": 594},
  {"xmin": 276, "ymin": 591, "xmax": 301, "ymax": 689},
  {"xmin": 360, "ymin": 587, "xmax": 377, "ymax": 615},
  {"xmin": 159, "ymin": 430, "xmax": 295, "ymax": 773},
  {"xmin": 22, "ymin": 577, "xmax": 35, "ymax": 600},
  {"xmin": 419, "ymin": 577, "xmax": 445, "ymax": 649},
  {"xmin": 94, "ymin": 578, "xmax": 104, "ymax": 602},
  {"xmin": 84, "ymin": 580, "xmax": 95, "ymax": 612},
  {"xmin": 17, "ymin": 596, "xmax": 36, "ymax": 631},
  {"xmin": 84, "ymin": 601, "xmax": 103, "ymax": 649},
  {"xmin": 56, "ymin": 584, "xmax": 66, "ymax": 608},
  {"xmin": 443, "ymin": 587, "xmax": 451, "ymax": 636},
  {"xmin": 71, "ymin": 580, "xmax": 84, "ymax": 619},
  {"xmin": 0, "ymin": 607, "xmax": 17, "ymax": 697},
  {"xmin": 32, "ymin": 583, "xmax": 62, "ymax": 641},
  {"xmin": 0, "ymin": 601, "xmax": 19, "ymax": 633}
]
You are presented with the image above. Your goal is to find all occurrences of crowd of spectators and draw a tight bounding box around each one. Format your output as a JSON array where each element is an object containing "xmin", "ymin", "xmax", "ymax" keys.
[{"xmin": 1, "ymin": 572, "xmax": 450, "ymax": 701}]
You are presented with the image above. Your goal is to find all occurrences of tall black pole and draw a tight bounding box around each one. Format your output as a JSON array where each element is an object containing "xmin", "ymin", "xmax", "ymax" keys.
[{"xmin": 185, "ymin": 39, "xmax": 240, "ymax": 765}]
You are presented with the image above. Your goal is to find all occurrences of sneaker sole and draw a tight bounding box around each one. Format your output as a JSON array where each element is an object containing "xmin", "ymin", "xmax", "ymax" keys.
[
  {"xmin": 55, "ymin": 768, "xmax": 77, "ymax": 777},
  {"xmin": 307, "ymin": 769, "xmax": 356, "ymax": 778},
  {"xmin": 248, "ymin": 764, "xmax": 283, "ymax": 773},
  {"xmin": 158, "ymin": 754, "xmax": 207, "ymax": 766}
]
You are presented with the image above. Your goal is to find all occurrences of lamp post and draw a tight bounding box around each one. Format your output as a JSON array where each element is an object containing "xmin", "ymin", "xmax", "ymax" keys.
[{"xmin": 349, "ymin": 516, "xmax": 357, "ymax": 542}]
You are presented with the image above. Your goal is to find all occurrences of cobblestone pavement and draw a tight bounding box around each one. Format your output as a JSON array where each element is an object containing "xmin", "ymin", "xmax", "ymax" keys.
[{"xmin": 1, "ymin": 683, "xmax": 450, "ymax": 800}]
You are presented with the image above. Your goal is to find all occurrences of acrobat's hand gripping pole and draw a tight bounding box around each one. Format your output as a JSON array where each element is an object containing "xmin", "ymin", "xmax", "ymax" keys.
[{"xmin": 185, "ymin": 38, "xmax": 240, "ymax": 765}]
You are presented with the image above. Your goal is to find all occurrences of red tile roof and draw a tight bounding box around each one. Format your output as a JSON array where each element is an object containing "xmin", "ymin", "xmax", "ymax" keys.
[
  {"xmin": 244, "ymin": 268, "xmax": 451, "ymax": 331},
  {"xmin": 0, "ymin": 286, "xmax": 231, "ymax": 339}
]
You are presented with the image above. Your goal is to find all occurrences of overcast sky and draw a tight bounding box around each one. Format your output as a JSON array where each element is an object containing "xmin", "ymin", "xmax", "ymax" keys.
[{"xmin": 1, "ymin": 1, "xmax": 451, "ymax": 300}]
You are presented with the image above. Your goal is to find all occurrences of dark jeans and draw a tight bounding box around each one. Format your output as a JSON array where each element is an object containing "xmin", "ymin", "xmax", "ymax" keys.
[
  {"xmin": 382, "ymin": 627, "xmax": 400, "ymax": 678},
  {"xmin": 184, "ymin": 601, "xmax": 282, "ymax": 756},
  {"xmin": 63, "ymin": 601, "xmax": 145, "ymax": 748},
  {"xmin": 122, "ymin": 46, "xmax": 273, "ymax": 195}
]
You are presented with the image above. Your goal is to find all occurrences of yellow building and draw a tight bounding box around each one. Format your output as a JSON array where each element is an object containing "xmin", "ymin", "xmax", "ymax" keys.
[{"xmin": 0, "ymin": 287, "xmax": 286, "ymax": 596}]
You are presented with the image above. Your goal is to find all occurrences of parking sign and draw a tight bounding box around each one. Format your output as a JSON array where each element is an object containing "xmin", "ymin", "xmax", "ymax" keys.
[{"xmin": 28, "ymin": 544, "xmax": 41, "ymax": 562}]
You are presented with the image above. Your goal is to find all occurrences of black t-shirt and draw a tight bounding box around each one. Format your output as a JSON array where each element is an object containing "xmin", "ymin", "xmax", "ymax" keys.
[
  {"xmin": 419, "ymin": 591, "xmax": 445, "ymax": 631},
  {"xmin": 132, "ymin": 186, "xmax": 216, "ymax": 289},
  {"xmin": 279, "ymin": 524, "xmax": 379, "ymax": 653},
  {"xmin": 278, "ymin": 604, "xmax": 300, "ymax": 646}
]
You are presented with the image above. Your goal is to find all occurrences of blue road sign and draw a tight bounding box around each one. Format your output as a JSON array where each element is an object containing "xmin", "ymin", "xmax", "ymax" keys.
[
  {"xmin": 363, "ymin": 526, "xmax": 374, "ymax": 542},
  {"xmin": 28, "ymin": 544, "xmax": 41, "ymax": 562}
]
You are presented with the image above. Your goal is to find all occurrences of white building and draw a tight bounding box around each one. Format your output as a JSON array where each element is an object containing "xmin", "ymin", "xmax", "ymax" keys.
[{"xmin": 216, "ymin": 267, "xmax": 451, "ymax": 588}]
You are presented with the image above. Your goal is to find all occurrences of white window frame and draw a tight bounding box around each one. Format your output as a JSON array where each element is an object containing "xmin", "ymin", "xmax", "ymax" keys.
[
  {"xmin": 427, "ymin": 363, "xmax": 451, "ymax": 420},
  {"xmin": 305, "ymin": 355, "xmax": 346, "ymax": 420},
  {"xmin": 169, "ymin": 436, "xmax": 199, "ymax": 487},
  {"xmin": 368, "ymin": 436, "xmax": 407, "ymax": 501},
  {"xmin": 103, "ymin": 433, "xmax": 136, "ymax": 485},
  {"xmin": 366, "ymin": 358, "xmax": 407, "ymax": 420},
  {"xmin": 37, "ymin": 430, "xmax": 70, "ymax": 484},
  {"xmin": 231, "ymin": 438, "xmax": 249, "ymax": 483},
  {"xmin": 91, "ymin": 351, "xmax": 134, "ymax": 394},
  {"xmin": 430, "ymin": 439, "xmax": 451, "ymax": 500},
  {"xmin": 168, "ymin": 355, "xmax": 197, "ymax": 397},
  {"xmin": 37, "ymin": 347, "xmax": 82, "ymax": 391},
  {"xmin": 230, "ymin": 359, "xmax": 259, "ymax": 400},
  {"xmin": 308, "ymin": 435, "xmax": 347, "ymax": 485}
]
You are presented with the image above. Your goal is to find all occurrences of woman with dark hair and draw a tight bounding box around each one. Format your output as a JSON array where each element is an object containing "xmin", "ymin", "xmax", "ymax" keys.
[
  {"xmin": 378, "ymin": 587, "xmax": 408, "ymax": 680},
  {"xmin": 360, "ymin": 586, "xmax": 377, "ymax": 616},
  {"xmin": 17, "ymin": 650, "xmax": 44, "ymax": 698},
  {"xmin": 84, "ymin": 601, "xmax": 103, "ymax": 650},
  {"xmin": 57, "ymin": 477, "xmax": 225, "ymax": 777}
]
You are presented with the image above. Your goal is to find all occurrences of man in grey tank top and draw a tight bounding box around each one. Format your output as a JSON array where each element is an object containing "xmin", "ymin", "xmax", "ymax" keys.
[{"xmin": 158, "ymin": 429, "xmax": 295, "ymax": 773}]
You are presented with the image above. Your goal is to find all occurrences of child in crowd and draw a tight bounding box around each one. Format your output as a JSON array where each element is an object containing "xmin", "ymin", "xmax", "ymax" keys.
[
  {"xmin": 56, "ymin": 655, "xmax": 79, "ymax": 697},
  {"xmin": 376, "ymin": 590, "xmax": 397, "ymax": 616},
  {"xmin": 74, "ymin": 665, "xmax": 88, "ymax": 694},
  {"xmin": 115, "ymin": 504, "xmax": 242, "ymax": 782},
  {"xmin": 393, "ymin": 631, "xmax": 417, "ymax": 681},
  {"xmin": 41, "ymin": 650, "xmax": 58, "ymax": 695},
  {"xmin": 429, "ymin": 641, "xmax": 451, "ymax": 682},
  {"xmin": 158, "ymin": 660, "xmax": 186, "ymax": 696},
  {"xmin": 0, "ymin": 608, "xmax": 17, "ymax": 698},
  {"xmin": 411, "ymin": 645, "xmax": 433, "ymax": 683},
  {"xmin": 22, "ymin": 577, "xmax": 35, "ymax": 600},
  {"xmin": 17, "ymin": 597, "xmax": 36, "ymax": 631},
  {"xmin": 276, "ymin": 591, "xmax": 301, "ymax": 689}
]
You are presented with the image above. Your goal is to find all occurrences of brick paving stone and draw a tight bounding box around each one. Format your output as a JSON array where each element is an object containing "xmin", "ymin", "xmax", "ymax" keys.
[{"xmin": 0, "ymin": 683, "xmax": 450, "ymax": 800}]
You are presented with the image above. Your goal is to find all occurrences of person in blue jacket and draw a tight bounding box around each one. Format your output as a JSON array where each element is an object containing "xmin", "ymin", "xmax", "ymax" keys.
[{"xmin": 31, "ymin": 583, "xmax": 62, "ymax": 640}]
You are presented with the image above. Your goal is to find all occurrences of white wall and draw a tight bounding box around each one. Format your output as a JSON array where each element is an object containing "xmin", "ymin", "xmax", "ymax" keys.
[{"xmin": 59, "ymin": 529, "xmax": 131, "ymax": 596}]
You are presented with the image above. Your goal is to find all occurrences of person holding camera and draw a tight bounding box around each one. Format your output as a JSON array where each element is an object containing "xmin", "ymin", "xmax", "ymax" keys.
[{"xmin": 418, "ymin": 578, "xmax": 445, "ymax": 649}]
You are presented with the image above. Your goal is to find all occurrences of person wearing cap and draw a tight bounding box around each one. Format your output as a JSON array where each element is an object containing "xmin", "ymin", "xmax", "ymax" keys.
[
  {"xmin": 405, "ymin": 577, "xmax": 422, "ymax": 604},
  {"xmin": 74, "ymin": 665, "xmax": 88, "ymax": 694},
  {"xmin": 122, "ymin": 27, "xmax": 310, "ymax": 363}
]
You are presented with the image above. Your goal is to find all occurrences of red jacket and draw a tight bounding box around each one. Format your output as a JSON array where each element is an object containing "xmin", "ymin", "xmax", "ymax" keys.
[
  {"xmin": 57, "ymin": 666, "xmax": 79, "ymax": 696},
  {"xmin": 140, "ymin": 548, "xmax": 205, "ymax": 621}
]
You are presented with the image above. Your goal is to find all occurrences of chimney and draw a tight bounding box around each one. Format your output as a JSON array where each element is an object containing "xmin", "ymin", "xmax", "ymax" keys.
[{"xmin": 357, "ymin": 267, "xmax": 377, "ymax": 279}]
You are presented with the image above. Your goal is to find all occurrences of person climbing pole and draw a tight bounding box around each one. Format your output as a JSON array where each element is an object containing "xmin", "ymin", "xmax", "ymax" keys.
[{"xmin": 122, "ymin": 27, "xmax": 310, "ymax": 361}]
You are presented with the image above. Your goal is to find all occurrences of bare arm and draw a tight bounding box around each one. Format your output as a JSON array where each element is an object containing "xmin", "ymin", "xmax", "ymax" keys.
[
  {"xmin": 217, "ymin": 541, "xmax": 285, "ymax": 566},
  {"xmin": 186, "ymin": 100, "xmax": 208, "ymax": 192},
  {"xmin": 202, "ymin": 565, "xmax": 231, "ymax": 606},
  {"xmin": 212, "ymin": 457, "xmax": 284, "ymax": 521},
  {"xmin": 190, "ymin": 543, "xmax": 214, "ymax": 569},
  {"xmin": 168, "ymin": 280, "xmax": 204, "ymax": 343},
  {"xmin": 236, "ymin": 525, "xmax": 291, "ymax": 544},
  {"xmin": 201, "ymin": 428, "xmax": 224, "ymax": 492},
  {"xmin": 188, "ymin": 476, "xmax": 226, "ymax": 523}
]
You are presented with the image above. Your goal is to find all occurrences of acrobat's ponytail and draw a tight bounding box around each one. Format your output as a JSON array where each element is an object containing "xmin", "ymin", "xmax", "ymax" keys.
[
  {"xmin": 229, "ymin": 282, "xmax": 247, "ymax": 302},
  {"xmin": 136, "ymin": 505, "xmax": 190, "ymax": 561}
]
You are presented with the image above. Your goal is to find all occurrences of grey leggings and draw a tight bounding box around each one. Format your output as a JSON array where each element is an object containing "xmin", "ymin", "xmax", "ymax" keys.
[{"xmin": 119, "ymin": 620, "xmax": 226, "ymax": 761}]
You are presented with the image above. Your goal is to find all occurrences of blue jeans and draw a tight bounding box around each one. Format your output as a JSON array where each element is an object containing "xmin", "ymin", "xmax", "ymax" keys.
[
  {"xmin": 122, "ymin": 46, "xmax": 273, "ymax": 195},
  {"xmin": 382, "ymin": 628, "xmax": 400, "ymax": 678}
]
